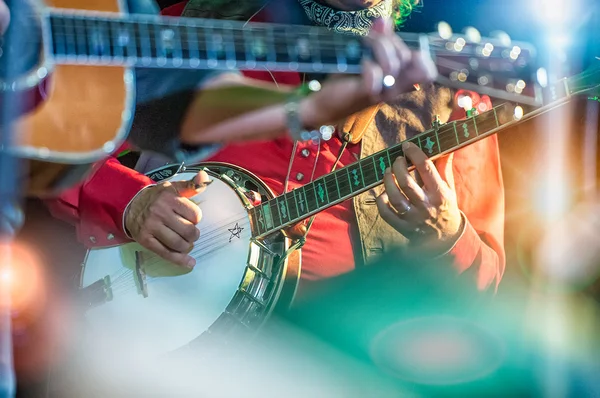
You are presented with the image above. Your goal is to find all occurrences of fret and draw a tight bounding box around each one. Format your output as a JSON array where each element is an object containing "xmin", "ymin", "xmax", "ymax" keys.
[
  {"xmin": 284, "ymin": 191, "xmax": 300, "ymax": 222},
  {"xmin": 303, "ymin": 183, "xmax": 319, "ymax": 212},
  {"xmin": 242, "ymin": 28, "xmax": 256, "ymax": 67},
  {"xmin": 205, "ymin": 25, "xmax": 224, "ymax": 67},
  {"xmin": 154, "ymin": 23, "xmax": 169, "ymax": 64},
  {"xmin": 359, "ymin": 157, "xmax": 378, "ymax": 187},
  {"xmin": 295, "ymin": 186, "xmax": 309, "ymax": 215},
  {"xmin": 63, "ymin": 17, "xmax": 76, "ymax": 56},
  {"xmin": 309, "ymin": 28, "xmax": 323, "ymax": 71},
  {"xmin": 334, "ymin": 33, "xmax": 348, "ymax": 72},
  {"xmin": 171, "ymin": 23, "xmax": 185, "ymax": 66},
  {"xmin": 456, "ymin": 118, "xmax": 476, "ymax": 145},
  {"xmin": 492, "ymin": 107, "xmax": 499, "ymax": 127},
  {"xmin": 274, "ymin": 196, "xmax": 289, "ymax": 223},
  {"xmin": 221, "ymin": 22, "xmax": 238, "ymax": 69},
  {"xmin": 453, "ymin": 122, "xmax": 460, "ymax": 145},
  {"xmin": 185, "ymin": 24, "xmax": 201, "ymax": 67},
  {"xmin": 325, "ymin": 174, "xmax": 341, "ymax": 202},
  {"xmin": 50, "ymin": 17, "xmax": 65, "ymax": 56},
  {"xmin": 372, "ymin": 150, "xmax": 391, "ymax": 180},
  {"xmin": 418, "ymin": 129, "xmax": 440, "ymax": 157},
  {"xmin": 346, "ymin": 163, "xmax": 365, "ymax": 193},
  {"xmin": 337, "ymin": 168, "xmax": 353, "ymax": 198},
  {"xmin": 137, "ymin": 20, "xmax": 152, "ymax": 62},
  {"xmin": 470, "ymin": 107, "xmax": 504, "ymax": 137},
  {"xmin": 250, "ymin": 207, "xmax": 263, "ymax": 236},
  {"xmin": 264, "ymin": 25, "xmax": 278, "ymax": 66},
  {"xmin": 268, "ymin": 198, "xmax": 282, "ymax": 229},
  {"xmin": 254, "ymin": 206, "xmax": 267, "ymax": 235},
  {"xmin": 388, "ymin": 144, "xmax": 404, "ymax": 165},
  {"xmin": 437, "ymin": 124, "xmax": 459, "ymax": 153},
  {"xmin": 472, "ymin": 116, "xmax": 479, "ymax": 136},
  {"xmin": 72, "ymin": 17, "xmax": 87, "ymax": 57},
  {"xmin": 313, "ymin": 178, "xmax": 329, "ymax": 207},
  {"xmin": 109, "ymin": 20, "xmax": 124, "ymax": 59},
  {"xmin": 97, "ymin": 19, "xmax": 112, "ymax": 59}
]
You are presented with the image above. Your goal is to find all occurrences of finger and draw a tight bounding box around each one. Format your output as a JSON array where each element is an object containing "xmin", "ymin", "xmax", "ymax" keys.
[
  {"xmin": 164, "ymin": 214, "xmax": 200, "ymax": 244},
  {"xmin": 376, "ymin": 192, "xmax": 412, "ymax": 233},
  {"xmin": 365, "ymin": 24, "xmax": 400, "ymax": 82},
  {"xmin": 154, "ymin": 224, "xmax": 195, "ymax": 254},
  {"xmin": 391, "ymin": 155, "xmax": 427, "ymax": 208},
  {"xmin": 169, "ymin": 170, "xmax": 213, "ymax": 198},
  {"xmin": 144, "ymin": 237, "xmax": 196, "ymax": 269},
  {"xmin": 401, "ymin": 141, "xmax": 446, "ymax": 194},
  {"xmin": 406, "ymin": 50, "xmax": 438, "ymax": 85},
  {"xmin": 361, "ymin": 58, "xmax": 384, "ymax": 100},
  {"xmin": 172, "ymin": 196, "xmax": 203, "ymax": 225},
  {"xmin": 435, "ymin": 153, "xmax": 455, "ymax": 190},
  {"xmin": 382, "ymin": 168, "xmax": 411, "ymax": 215}
]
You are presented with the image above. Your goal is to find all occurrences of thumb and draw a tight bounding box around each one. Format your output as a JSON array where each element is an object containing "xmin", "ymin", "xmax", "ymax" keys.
[
  {"xmin": 435, "ymin": 153, "xmax": 455, "ymax": 189},
  {"xmin": 170, "ymin": 170, "xmax": 212, "ymax": 198}
]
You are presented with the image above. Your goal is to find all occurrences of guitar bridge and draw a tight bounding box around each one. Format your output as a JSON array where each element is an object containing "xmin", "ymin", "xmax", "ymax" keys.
[{"xmin": 78, "ymin": 276, "xmax": 113, "ymax": 309}]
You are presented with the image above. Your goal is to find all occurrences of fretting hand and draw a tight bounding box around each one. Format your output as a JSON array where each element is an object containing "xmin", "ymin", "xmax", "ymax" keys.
[
  {"xmin": 376, "ymin": 142, "xmax": 463, "ymax": 254},
  {"xmin": 124, "ymin": 171, "xmax": 211, "ymax": 269},
  {"xmin": 300, "ymin": 18, "xmax": 437, "ymax": 129}
]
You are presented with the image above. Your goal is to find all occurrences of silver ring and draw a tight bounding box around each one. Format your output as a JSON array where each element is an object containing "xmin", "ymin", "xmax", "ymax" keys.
[
  {"xmin": 398, "ymin": 204, "xmax": 411, "ymax": 216},
  {"xmin": 383, "ymin": 75, "xmax": 396, "ymax": 87},
  {"xmin": 414, "ymin": 227, "xmax": 427, "ymax": 235}
]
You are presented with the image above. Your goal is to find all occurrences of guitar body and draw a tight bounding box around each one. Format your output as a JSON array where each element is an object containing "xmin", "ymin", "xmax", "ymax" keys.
[
  {"xmin": 78, "ymin": 162, "xmax": 300, "ymax": 360},
  {"xmin": 6, "ymin": 0, "xmax": 134, "ymax": 194}
]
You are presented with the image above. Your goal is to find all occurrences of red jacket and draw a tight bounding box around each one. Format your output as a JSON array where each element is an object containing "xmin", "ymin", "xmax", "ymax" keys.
[{"xmin": 47, "ymin": 3, "xmax": 505, "ymax": 290}]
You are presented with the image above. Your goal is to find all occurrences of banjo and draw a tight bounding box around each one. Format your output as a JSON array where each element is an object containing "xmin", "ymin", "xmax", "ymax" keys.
[{"xmin": 78, "ymin": 61, "xmax": 600, "ymax": 359}]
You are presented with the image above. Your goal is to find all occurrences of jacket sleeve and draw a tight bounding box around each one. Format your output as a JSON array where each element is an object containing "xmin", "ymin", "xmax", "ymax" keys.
[
  {"xmin": 45, "ymin": 157, "xmax": 155, "ymax": 248},
  {"xmin": 434, "ymin": 92, "xmax": 506, "ymax": 291}
]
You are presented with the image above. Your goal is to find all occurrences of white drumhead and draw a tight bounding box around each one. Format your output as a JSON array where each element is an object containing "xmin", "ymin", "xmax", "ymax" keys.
[{"xmin": 81, "ymin": 170, "xmax": 252, "ymax": 358}]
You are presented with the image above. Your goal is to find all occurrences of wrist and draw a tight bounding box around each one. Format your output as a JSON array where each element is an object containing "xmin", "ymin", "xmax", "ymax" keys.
[{"xmin": 122, "ymin": 184, "xmax": 156, "ymax": 239}]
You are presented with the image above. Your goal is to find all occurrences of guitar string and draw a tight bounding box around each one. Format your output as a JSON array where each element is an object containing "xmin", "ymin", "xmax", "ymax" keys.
[
  {"xmin": 92, "ymin": 212, "xmax": 252, "ymax": 294},
  {"xmin": 106, "ymin": 211, "xmax": 250, "ymax": 282},
  {"xmin": 45, "ymin": 17, "xmax": 513, "ymax": 61}
]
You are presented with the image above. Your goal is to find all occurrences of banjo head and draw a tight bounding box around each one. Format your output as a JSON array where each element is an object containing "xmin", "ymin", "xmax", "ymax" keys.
[{"xmin": 78, "ymin": 162, "xmax": 297, "ymax": 362}]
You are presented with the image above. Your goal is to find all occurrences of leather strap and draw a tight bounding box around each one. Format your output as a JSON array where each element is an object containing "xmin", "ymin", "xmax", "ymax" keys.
[{"xmin": 338, "ymin": 103, "xmax": 382, "ymax": 145}]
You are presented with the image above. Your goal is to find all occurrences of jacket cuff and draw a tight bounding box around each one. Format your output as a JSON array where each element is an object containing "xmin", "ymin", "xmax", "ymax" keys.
[
  {"xmin": 121, "ymin": 184, "xmax": 156, "ymax": 239},
  {"xmin": 437, "ymin": 212, "xmax": 483, "ymax": 273},
  {"xmin": 78, "ymin": 161, "xmax": 155, "ymax": 247}
]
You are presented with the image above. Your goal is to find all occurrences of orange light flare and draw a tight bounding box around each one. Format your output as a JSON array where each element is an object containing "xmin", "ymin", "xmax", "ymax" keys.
[{"xmin": 0, "ymin": 241, "xmax": 47, "ymax": 321}]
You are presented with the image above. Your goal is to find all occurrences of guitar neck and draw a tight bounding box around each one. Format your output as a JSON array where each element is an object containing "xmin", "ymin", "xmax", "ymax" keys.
[{"xmin": 46, "ymin": 10, "xmax": 390, "ymax": 73}]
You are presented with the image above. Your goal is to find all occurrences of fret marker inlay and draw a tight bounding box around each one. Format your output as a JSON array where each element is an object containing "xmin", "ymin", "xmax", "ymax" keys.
[{"xmin": 462, "ymin": 122, "xmax": 470, "ymax": 138}]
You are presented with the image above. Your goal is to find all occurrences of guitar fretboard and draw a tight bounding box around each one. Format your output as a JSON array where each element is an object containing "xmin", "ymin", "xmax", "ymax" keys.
[
  {"xmin": 47, "ymin": 11, "xmax": 372, "ymax": 73},
  {"xmin": 250, "ymin": 102, "xmax": 515, "ymax": 237}
]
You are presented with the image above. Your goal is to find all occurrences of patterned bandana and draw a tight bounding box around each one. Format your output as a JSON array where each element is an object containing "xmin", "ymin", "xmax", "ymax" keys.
[{"xmin": 297, "ymin": 0, "xmax": 393, "ymax": 36}]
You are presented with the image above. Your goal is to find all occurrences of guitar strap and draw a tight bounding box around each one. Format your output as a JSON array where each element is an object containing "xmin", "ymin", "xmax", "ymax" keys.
[{"xmin": 337, "ymin": 104, "xmax": 382, "ymax": 144}]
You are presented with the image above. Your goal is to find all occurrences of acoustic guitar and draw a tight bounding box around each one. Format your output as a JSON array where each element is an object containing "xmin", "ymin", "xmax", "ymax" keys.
[{"xmin": 2, "ymin": 0, "xmax": 538, "ymax": 195}]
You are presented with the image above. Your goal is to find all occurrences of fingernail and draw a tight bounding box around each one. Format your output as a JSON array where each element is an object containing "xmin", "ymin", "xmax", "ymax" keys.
[
  {"xmin": 384, "ymin": 167, "xmax": 391, "ymax": 174},
  {"xmin": 402, "ymin": 141, "xmax": 411, "ymax": 151},
  {"xmin": 186, "ymin": 258, "xmax": 196, "ymax": 268},
  {"xmin": 193, "ymin": 180, "xmax": 213, "ymax": 190}
]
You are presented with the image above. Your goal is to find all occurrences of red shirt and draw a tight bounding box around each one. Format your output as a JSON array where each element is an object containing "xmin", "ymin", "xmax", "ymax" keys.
[{"xmin": 46, "ymin": 3, "xmax": 505, "ymax": 291}]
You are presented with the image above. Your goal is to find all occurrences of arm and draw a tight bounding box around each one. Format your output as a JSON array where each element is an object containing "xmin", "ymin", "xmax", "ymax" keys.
[
  {"xmin": 438, "ymin": 94, "xmax": 505, "ymax": 291},
  {"xmin": 377, "ymin": 93, "xmax": 505, "ymax": 292},
  {"xmin": 436, "ymin": 135, "xmax": 505, "ymax": 291}
]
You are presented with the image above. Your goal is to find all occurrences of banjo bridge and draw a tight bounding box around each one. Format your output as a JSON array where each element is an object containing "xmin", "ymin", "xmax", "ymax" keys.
[{"xmin": 134, "ymin": 251, "xmax": 149, "ymax": 298}]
